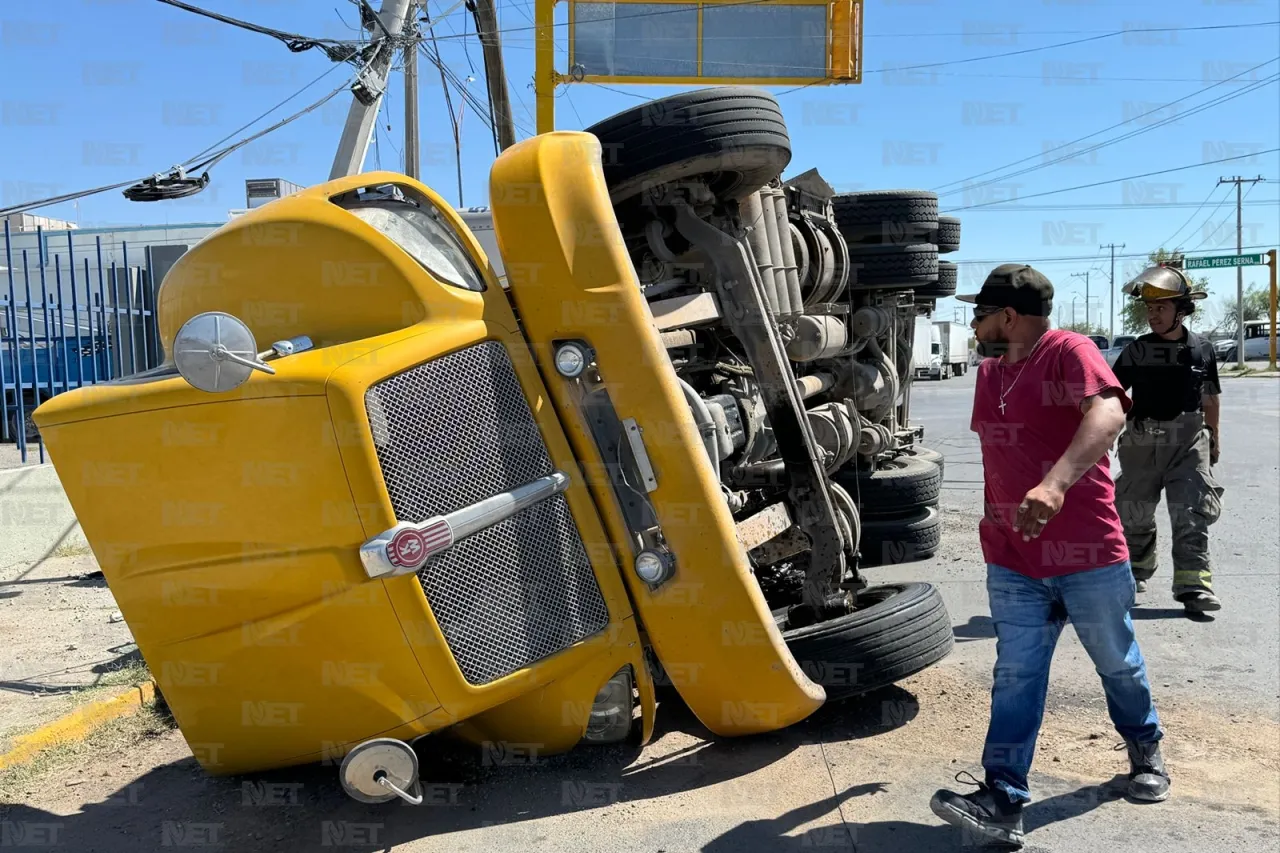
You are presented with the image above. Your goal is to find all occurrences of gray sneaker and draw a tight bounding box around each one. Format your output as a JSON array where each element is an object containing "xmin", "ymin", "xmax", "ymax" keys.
[
  {"xmin": 930, "ymin": 772, "xmax": 1025, "ymax": 848},
  {"xmin": 1120, "ymin": 739, "xmax": 1171, "ymax": 802},
  {"xmin": 1135, "ymin": 579, "xmax": 1147, "ymax": 593}
]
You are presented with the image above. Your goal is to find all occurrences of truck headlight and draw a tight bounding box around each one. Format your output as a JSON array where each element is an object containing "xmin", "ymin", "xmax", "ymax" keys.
[
  {"xmin": 554, "ymin": 342, "xmax": 589, "ymax": 378},
  {"xmin": 634, "ymin": 549, "xmax": 675, "ymax": 585},
  {"xmin": 582, "ymin": 667, "xmax": 634, "ymax": 744}
]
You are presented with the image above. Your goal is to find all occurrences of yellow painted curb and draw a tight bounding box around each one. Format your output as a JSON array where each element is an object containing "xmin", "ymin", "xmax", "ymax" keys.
[{"xmin": 0, "ymin": 680, "xmax": 157, "ymax": 771}]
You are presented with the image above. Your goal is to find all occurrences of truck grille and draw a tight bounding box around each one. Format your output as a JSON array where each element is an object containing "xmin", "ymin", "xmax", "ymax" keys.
[{"xmin": 364, "ymin": 341, "xmax": 610, "ymax": 685}]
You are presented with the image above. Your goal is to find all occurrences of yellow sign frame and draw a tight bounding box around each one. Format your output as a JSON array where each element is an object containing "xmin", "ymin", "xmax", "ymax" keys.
[{"xmin": 535, "ymin": 0, "xmax": 862, "ymax": 132}]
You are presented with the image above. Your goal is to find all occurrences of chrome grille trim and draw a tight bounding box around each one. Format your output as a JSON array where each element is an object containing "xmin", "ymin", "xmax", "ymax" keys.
[{"xmin": 364, "ymin": 342, "xmax": 610, "ymax": 684}]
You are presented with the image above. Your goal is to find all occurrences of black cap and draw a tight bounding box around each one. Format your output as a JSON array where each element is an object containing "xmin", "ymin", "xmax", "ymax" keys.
[{"xmin": 956, "ymin": 263, "xmax": 1054, "ymax": 317}]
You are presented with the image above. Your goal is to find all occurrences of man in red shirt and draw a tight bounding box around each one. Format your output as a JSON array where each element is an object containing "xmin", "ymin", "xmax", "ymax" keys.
[{"xmin": 929, "ymin": 265, "xmax": 1170, "ymax": 848}]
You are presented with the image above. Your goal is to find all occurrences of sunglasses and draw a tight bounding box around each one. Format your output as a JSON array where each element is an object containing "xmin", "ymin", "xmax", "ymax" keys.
[{"xmin": 972, "ymin": 305, "xmax": 1006, "ymax": 319}]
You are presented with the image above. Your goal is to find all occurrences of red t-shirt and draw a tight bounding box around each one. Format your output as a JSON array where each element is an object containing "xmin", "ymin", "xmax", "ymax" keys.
[{"xmin": 970, "ymin": 329, "xmax": 1132, "ymax": 578}]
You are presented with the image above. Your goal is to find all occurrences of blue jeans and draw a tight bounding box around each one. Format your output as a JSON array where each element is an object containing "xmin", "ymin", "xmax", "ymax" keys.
[{"xmin": 982, "ymin": 560, "xmax": 1162, "ymax": 804}]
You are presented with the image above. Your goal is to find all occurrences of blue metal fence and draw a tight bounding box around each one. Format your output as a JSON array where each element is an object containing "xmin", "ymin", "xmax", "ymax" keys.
[{"xmin": 2, "ymin": 221, "xmax": 160, "ymax": 464}]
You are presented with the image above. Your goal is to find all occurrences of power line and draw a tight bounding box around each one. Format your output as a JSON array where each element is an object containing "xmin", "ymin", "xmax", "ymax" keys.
[
  {"xmin": 154, "ymin": 0, "xmax": 368, "ymax": 62},
  {"xmin": 866, "ymin": 23, "xmax": 1278, "ymax": 76},
  {"xmin": 1188, "ymin": 179, "xmax": 1263, "ymax": 253},
  {"xmin": 1184, "ymin": 189, "xmax": 1240, "ymax": 253},
  {"xmin": 427, "ymin": 9, "xmax": 1278, "ymax": 44},
  {"xmin": 583, "ymin": 81, "xmax": 655, "ymax": 101},
  {"xmin": 0, "ymin": 64, "xmax": 364, "ymax": 217},
  {"xmin": 959, "ymin": 199, "xmax": 1277, "ymax": 212},
  {"xmin": 1157, "ymin": 184, "xmax": 1227, "ymax": 250},
  {"xmin": 933, "ymin": 60, "xmax": 1279, "ymax": 194},
  {"xmin": 942, "ymin": 149, "xmax": 1280, "ymax": 212},
  {"xmin": 946, "ymin": 73, "xmax": 1276, "ymax": 196},
  {"xmin": 182, "ymin": 61, "xmax": 350, "ymax": 168}
]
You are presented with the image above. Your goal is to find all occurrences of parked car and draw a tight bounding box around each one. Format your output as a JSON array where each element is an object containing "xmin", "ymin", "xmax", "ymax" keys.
[
  {"xmin": 1214, "ymin": 319, "xmax": 1275, "ymax": 362},
  {"xmin": 1087, "ymin": 334, "xmax": 1109, "ymax": 350},
  {"xmin": 1104, "ymin": 334, "xmax": 1137, "ymax": 367}
]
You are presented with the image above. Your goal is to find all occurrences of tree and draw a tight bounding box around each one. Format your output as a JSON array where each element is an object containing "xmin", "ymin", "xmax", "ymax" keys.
[
  {"xmin": 1060, "ymin": 321, "xmax": 1110, "ymax": 338},
  {"xmin": 1211, "ymin": 285, "xmax": 1271, "ymax": 338},
  {"xmin": 1120, "ymin": 248, "xmax": 1211, "ymax": 334}
]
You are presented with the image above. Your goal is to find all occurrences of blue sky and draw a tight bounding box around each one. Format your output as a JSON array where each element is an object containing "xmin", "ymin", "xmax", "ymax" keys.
[{"xmin": 1, "ymin": 0, "xmax": 1277, "ymax": 333}]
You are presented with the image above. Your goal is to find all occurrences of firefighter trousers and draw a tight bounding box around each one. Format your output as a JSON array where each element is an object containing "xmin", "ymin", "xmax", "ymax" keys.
[{"xmin": 1114, "ymin": 412, "xmax": 1223, "ymax": 596}]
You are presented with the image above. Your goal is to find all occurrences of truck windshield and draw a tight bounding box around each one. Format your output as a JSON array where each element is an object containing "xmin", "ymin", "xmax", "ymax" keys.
[{"xmin": 334, "ymin": 185, "xmax": 486, "ymax": 293}]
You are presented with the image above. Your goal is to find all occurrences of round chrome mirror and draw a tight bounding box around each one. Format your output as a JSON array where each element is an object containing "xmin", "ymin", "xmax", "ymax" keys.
[
  {"xmin": 173, "ymin": 312, "xmax": 273, "ymax": 393},
  {"xmin": 339, "ymin": 738, "xmax": 421, "ymax": 804}
]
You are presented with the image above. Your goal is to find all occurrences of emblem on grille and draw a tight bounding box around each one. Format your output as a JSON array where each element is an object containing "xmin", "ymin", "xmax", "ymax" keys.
[
  {"xmin": 358, "ymin": 472, "xmax": 569, "ymax": 580},
  {"xmin": 387, "ymin": 522, "xmax": 452, "ymax": 570}
]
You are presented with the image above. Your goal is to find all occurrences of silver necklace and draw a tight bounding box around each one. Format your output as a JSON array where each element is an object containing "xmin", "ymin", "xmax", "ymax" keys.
[{"xmin": 998, "ymin": 335, "xmax": 1049, "ymax": 415}]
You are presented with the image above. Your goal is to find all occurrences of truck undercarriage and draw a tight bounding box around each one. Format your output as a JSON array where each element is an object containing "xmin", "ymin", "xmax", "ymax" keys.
[{"xmin": 578, "ymin": 87, "xmax": 961, "ymax": 697}]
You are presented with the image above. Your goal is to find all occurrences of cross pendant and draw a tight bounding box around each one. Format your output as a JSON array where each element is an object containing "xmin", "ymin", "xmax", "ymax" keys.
[{"xmin": 999, "ymin": 399, "xmax": 1007, "ymax": 415}]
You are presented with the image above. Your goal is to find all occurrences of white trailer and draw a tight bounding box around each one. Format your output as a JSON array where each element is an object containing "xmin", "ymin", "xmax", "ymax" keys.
[
  {"xmin": 913, "ymin": 316, "xmax": 942, "ymax": 380},
  {"xmin": 934, "ymin": 321, "xmax": 970, "ymax": 378}
]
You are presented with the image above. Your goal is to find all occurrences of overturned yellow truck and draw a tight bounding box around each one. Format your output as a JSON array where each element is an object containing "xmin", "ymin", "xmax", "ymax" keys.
[{"xmin": 34, "ymin": 89, "xmax": 953, "ymax": 803}]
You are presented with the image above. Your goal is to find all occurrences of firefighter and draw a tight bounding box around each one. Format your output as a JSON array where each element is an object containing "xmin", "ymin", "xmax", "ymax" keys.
[{"xmin": 1111, "ymin": 265, "xmax": 1223, "ymax": 614}]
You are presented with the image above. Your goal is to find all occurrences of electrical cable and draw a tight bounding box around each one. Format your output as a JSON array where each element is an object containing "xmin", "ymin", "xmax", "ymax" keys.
[
  {"xmin": 1183, "ymin": 192, "xmax": 1239, "ymax": 253},
  {"xmin": 421, "ymin": 5, "xmax": 467, "ymax": 203},
  {"xmin": 1186, "ymin": 181, "xmax": 1263, "ymax": 254},
  {"xmin": 1157, "ymin": 185, "xmax": 1228, "ymax": 251},
  {"xmin": 960, "ymin": 200, "xmax": 1277, "ymax": 212},
  {"xmin": 937, "ymin": 73, "xmax": 1277, "ymax": 198},
  {"xmin": 0, "ymin": 67, "xmax": 357, "ymax": 214},
  {"xmin": 425, "ymin": 6, "xmax": 1277, "ymax": 43},
  {"xmin": 933, "ymin": 60, "xmax": 1279, "ymax": 194},
  {"xmin": 950, "ymin": 245, "xmax": 1275, "ymax": 267},
  {"xmin": 563, "ymin": 88, "xmax": 585, "ymax": 127},
  {"xmin": 942, "ymin": 149, "xmax": 1280, "ymax": 212},
  {"xmin": 182, "ymin": 60, "xmax": 349, "ymax": 168},
  {"xmin": 154, "ymin": 0, "xmax": 367, "ymax": 63},
  {"xmin": 584, "ymin": 81, "xmax": 651, "ymax": 100},
  {"xmin": 419, "ymin": 43, "xmax": 499, "ymax": 135},
  {"xmin": 467, "ymin": 2, "xmax": 503, "ymax": 153}
]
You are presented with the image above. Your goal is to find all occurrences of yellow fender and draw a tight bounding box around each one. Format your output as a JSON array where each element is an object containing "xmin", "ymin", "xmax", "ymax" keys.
[{"xmin": 489, "ymin": 131, "xmax": 825, "ymax": 735}]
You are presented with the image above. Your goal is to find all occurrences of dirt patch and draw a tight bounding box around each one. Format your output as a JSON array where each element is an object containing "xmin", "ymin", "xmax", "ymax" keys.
[
  {"xmin": 847, "ymin": 664, "xmax": 1280, "ymax": 815},
  {"xmin": 0, "ymin": 701, "xmax": 176, "ymax": 806},
  {"xmin": 0, "ymin": 555, "xmax": 137, "ymax": 750}
]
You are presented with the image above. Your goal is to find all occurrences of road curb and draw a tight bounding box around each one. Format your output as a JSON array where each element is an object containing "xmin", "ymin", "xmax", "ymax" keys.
[{"xmin": 0, "ymin": 680, "xmax": 157, "ymax": 771}]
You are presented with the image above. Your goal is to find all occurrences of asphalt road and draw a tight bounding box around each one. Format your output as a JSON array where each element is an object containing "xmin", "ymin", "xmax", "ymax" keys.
[{"xmin": 3, "ymin": 374, "xmax": 1278, "ymax": 852}]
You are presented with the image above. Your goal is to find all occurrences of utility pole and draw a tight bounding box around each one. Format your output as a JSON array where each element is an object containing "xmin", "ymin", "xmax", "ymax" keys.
[
  {"xmin": 331, "ymin": 0, "xmax": 414, "ymax": 179},
  {"xmin": 1218, "ymin": 175, "xmax": 1264, "ymax": 368},
  {"xmin": 1100, "ymin": 242, "xmax": 1124, "ymax": 341},
  {"xmin": 404, "ymin": 1, "xmax": 424, "ymax": 178},
  {"xmin": 471, "ymin": 0, "xmax": 518, "ymax": 151},
  {"xmin": 1071, "ymin": 271, "xmax": 1090, "ymax": 330}
]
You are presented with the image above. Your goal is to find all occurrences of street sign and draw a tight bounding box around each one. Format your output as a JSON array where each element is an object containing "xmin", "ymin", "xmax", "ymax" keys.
[{"xmin": 1184, "ymin": 253, "xmax": 1267, "ymax": 270}]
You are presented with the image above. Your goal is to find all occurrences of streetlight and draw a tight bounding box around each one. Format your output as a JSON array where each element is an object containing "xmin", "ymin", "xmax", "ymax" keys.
[
  {"xmin": 1071, "ymin": 294, "xmax": 1101, "ymax": 329},
  {"xmin": 1070, "ymin": 271, "xmax": 1091, "ymax": 330}
]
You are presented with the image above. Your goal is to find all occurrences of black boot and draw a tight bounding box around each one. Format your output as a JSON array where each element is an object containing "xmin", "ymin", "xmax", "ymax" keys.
[
  {"xmin": 930, "ymin": 772, "xmax": 1025, "ymax": 848},
  {"xmin": 1121, "ymin": 739, "xmax": 1171, "ymax": 802},
  {"xmin": 1177, "ymin": 590, "xmax": 1221, "ymax": 613}
]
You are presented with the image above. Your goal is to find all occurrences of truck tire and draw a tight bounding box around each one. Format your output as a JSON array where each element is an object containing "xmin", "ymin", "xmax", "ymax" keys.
[
  {"xmin": 833, "ymin": 190, "xmax": 938, "ymax": 244},
  {"xmin": 781, "ymin": 582, "xmax": 954, "ymax": 701},
  {"xmin": 6, "ymin": 399, "xmax": 41, "ymax": 443},
  {"xmin": 916, "ymin": 260, "xmax": 956, "ymax": 298},
  {"xmin": 584, "ymin": 88, "xmax": 791, "ymax": 206},
  {"xmin": 847, "ymin": 243, "xmax": 938, "ymax": 289},
  {"xmin": 859, "ymin": 505, "xmax": 941, "ymax": 567},
  {"xmin": 901, "ymin": 445, "xmax": 945, "ymax": 480},
  {"xmin": 934, "ymin": 216, "xmax": 961, "ymax": 253},
  {"xmin": 834, "ymin": 455, "xmax": 941, "ymax": 517}
]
